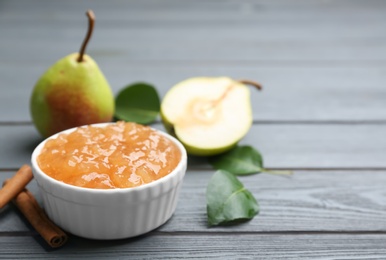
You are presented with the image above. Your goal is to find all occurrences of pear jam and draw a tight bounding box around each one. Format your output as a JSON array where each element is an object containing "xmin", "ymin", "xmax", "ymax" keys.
[{"xmin": 37, "ymin": 122, "xmax": 181, "ymax": 189}]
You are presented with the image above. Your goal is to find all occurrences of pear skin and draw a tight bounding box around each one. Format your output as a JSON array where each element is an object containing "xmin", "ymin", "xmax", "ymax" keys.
[{"xmin": 30, "ymin": 53, "xmax": 114, "ymax": 137}]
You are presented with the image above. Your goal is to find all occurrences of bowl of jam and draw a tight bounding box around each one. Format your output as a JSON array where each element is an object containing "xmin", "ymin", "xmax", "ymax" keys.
[{"xmin": 31, "ymin": 121, "xmax": 187, "ymax": 239}]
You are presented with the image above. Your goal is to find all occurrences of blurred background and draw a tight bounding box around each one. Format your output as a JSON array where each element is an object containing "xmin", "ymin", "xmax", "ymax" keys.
[{"xmin": 2, "ymin": 0, "xmax": 386, "ymax": 124}]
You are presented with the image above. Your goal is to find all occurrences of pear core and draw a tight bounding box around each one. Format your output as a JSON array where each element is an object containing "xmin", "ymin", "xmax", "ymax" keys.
[{"xmin": 161, "ymin": 77, "xmax": 253, "ymax": 156}]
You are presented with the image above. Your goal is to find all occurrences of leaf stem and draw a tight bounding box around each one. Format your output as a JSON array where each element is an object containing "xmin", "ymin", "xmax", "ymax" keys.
[
  {"xmin": 262, "ymin": 168, "xmax": 293, "ymax": 177},
  {"xmin": 238, "ymin": 79, "xmax": 263, "ymax": 91},
  {"xmin": 77, "ymin": 10, "xmax": 95, "ymax": 62}
]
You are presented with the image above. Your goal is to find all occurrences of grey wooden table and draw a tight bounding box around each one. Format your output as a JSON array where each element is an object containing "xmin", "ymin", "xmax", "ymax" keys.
[{"xmin": 1, "ymin": 0, "xmax": 386, "ymax": 259}]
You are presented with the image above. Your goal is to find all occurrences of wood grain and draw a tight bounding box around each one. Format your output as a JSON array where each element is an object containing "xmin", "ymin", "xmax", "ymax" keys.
[
  {"xmin": 2, "ymin": 65, "xmax": 386, "ymax": 122},
  {"xmin": 0, "ymin": 234, "xmax": 386, "ymax": 259},
  {"xmin": 1, "ymin": 170, "xmax": 385, "ymax": 233},
  {"xmin": 1, "ymin": 0, "xmax": 386, "ymax": 122},
  {"xmin": 1, "ymin": 0, "xmax": 386, "ymax": 63},
  {"xmin": 1, "ymin": 124, "xmax": 386, "ymax": 169}
]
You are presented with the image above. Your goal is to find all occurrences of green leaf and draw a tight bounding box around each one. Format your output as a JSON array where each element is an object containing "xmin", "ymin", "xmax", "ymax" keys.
[
  {"xmin": 209, "ymin": 145, "xmax": 292, "ymax": 176},
  {"xmin": 206, "ymin": 170, "xmax": 259, "ymax": 226},
  {"xmin": 115, "ymin": 82, "xmax": 160, "ymax": 124},
  {"xmin": 208, "ymin": 145, "xmax": 263, "ymax": 175}
]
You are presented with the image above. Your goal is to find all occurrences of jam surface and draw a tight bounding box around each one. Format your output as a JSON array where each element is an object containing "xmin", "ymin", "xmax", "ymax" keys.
[{"xmin": 37, "ymin": 122, "xmax": 181, "ymax": 189}]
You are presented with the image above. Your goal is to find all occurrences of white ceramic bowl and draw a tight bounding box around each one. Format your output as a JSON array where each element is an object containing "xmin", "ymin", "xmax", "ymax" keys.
[{"xmin": 31, "ymin": 123, "xmax": 187, "ymax": 240}]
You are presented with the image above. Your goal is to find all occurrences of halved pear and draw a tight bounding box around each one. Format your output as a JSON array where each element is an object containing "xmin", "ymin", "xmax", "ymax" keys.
[{"xmin": 161, "ymin": 77, "xmax": 256, "ymax": 156}]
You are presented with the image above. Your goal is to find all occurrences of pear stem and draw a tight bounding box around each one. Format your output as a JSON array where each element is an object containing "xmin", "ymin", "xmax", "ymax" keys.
[
  {"xmin": 238, "ymin": 79, "xmax": 263, "ymax": 91},
  {"xmin": 77, "ymin": 10, "xmax": 95, "ymax": 63}
]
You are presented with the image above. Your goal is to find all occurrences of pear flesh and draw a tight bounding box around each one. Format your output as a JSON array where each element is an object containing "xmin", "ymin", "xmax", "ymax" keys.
[
  {"xmin": 161, "ymin": 77, "xmax": 252, "ymax": 156},
  {"xmin": 30, "ymin": 53, "xmax": 115, "ymax": 138}
]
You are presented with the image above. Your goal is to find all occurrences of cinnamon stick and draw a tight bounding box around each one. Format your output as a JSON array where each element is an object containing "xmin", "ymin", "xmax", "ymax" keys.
[
  {"xmin": 1, "ymin": 165, "xmax": 68, "ymax": 248},
  {"xmin": 0, "ymin": 164, "xmax": 33, "ymax": 208},
  {"xmin": 11, "ymin": 187, "xmax": 68, "ymax": 248}
]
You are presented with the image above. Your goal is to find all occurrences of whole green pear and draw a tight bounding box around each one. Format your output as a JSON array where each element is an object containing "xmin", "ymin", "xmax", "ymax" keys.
[
  {"xmin": 30, "ymin": 53, "xmax": 114, "ymax": 137},
  {"xmin": 30, "ymin": 10, "xmax": 114, "ymax": 138}
]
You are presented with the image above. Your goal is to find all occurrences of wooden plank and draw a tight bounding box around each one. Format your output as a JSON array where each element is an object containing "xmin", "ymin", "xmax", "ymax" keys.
[
  {"xmin": 1, "ymin": 0, "xmax": 386, "ymax": 64},
  {"xmin": 1, "ymin": 20, "xmax": 386, "ymax": 63},
  {"xmin": 0, "ymin": 234, "xmax": 386, "ymax": 259},
  {"xmin": 2, "ymin": 1, "xmax": 386, "ymax": 122},
  {"xmin": 1, "ymin": 170, "xmax": 386, "ymax": 233},
  {"xmin": 2, "ymin": 65, "xmax": 386, "ymax": 122},
  {"xmin": 1, "ymin": 124, "xmax": 386, "ymax": 169},
  {"xmin": 0, "ymin": 125, "xmax": 42, "ymax": 169},
  {"xmin": 1, "ymin": 0, "xmax": 385, "ymax": 26},
  {"xmin": 2, "ymin": 0, "xmax": 386, "ymax": 24},
  {"xmin": 165, "ymin": 170, "xmax": 386, "ymax": 232}
]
